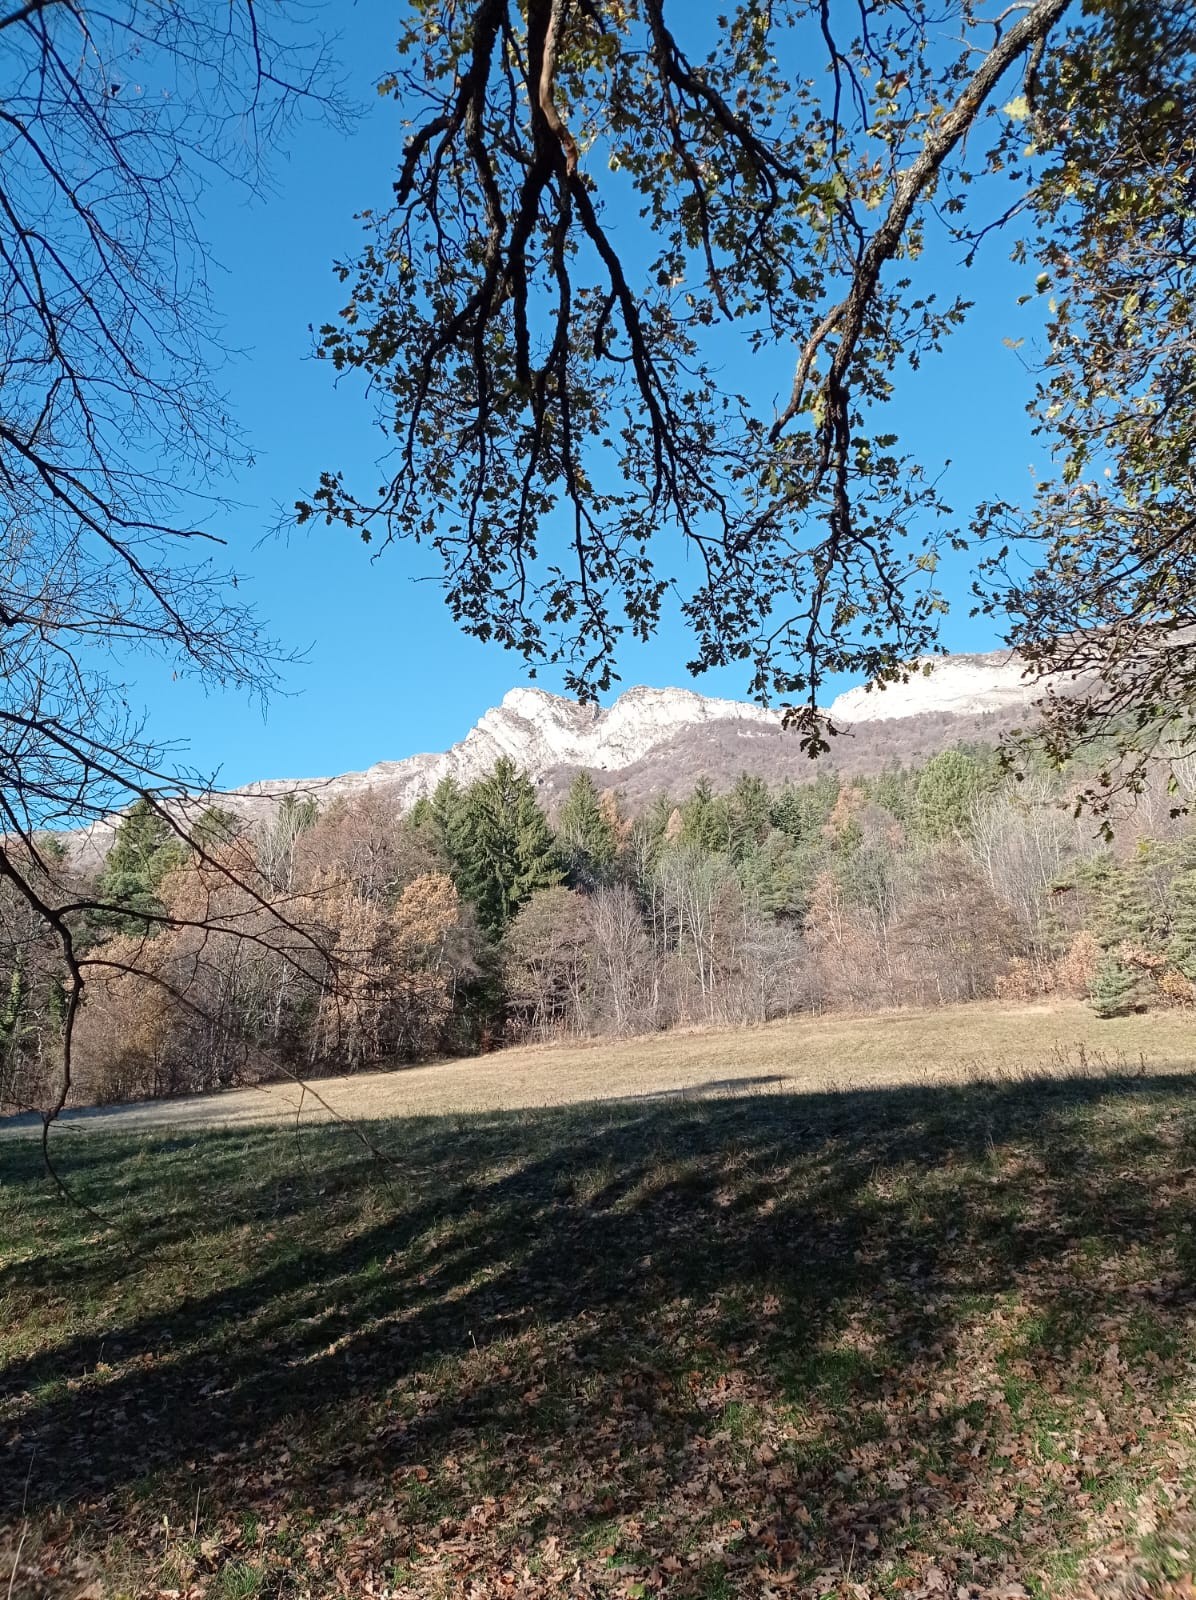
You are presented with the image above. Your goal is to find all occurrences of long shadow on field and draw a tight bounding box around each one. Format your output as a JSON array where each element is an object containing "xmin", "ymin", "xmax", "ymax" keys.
[
  {"xmin": 613, "ymin": 1071, "xmax": 789, "ymax": 1100},
  {"xmin": 2, "ymin": 1070, "xmax": 1196, "ymax": 1592}
]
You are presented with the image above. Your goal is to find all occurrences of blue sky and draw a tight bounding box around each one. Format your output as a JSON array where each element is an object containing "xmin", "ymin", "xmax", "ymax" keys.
[{"xmin": 138, "ymin": 5, "xmax": 1048, "ymax": 791}]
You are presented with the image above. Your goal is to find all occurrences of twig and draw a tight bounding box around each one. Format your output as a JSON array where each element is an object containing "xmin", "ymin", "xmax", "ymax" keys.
[
  {"xmin": 6, "ymin": 1523, "xmax": 27, "ymax": 1600},
  {"xmin": 771, "ymin": 0, "xmax": 1070, "ymax": 441}
]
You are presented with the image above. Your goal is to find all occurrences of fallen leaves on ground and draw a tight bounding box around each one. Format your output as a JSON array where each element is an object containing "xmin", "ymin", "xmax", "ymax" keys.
[{"xmin": 2, "ymin": 1072, "xmax": 1196, "ymax": 1597}]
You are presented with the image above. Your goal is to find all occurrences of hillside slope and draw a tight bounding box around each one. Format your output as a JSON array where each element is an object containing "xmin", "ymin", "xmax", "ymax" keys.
[{"xmin": 69, "ymin": 649, "xmax": 1054, "ymax": 865}]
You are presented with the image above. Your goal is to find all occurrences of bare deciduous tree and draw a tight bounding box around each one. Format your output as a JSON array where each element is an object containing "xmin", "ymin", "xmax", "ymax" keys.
[{"xmin": 0, "ymin": 1, "xmax": 342, "ymax": 1150}]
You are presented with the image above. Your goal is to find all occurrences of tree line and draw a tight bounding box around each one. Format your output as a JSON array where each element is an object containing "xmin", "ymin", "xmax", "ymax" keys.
[{"xmin": 2, "ymin": 744, "xmax": 1195, "ymax": 1113}]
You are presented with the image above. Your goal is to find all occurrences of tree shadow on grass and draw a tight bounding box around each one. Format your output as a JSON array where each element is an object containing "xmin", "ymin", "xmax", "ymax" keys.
[
  {"xmin": 2, "ymin": 1070, "xmax": 1196, "ymax": 1594},
  {"xmin": 611, "ymin": 1072, "xmax": 789, "ymax": 1100}
]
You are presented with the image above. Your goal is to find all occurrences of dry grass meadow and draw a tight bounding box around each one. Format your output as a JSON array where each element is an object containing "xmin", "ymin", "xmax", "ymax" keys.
[
  {"xmin": 2, "ymin": 999, "xmax": 1194, "ymax": 1140},
  {"xmin": 5, "ymin": 1001, "xmax": 1196, "ymax": 1599}
]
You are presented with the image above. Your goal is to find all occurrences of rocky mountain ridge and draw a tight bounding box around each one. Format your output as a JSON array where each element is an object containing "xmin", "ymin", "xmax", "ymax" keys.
[
  {"xmin": 826, "ymin": 650, "xmax": 1053, "ymax": 724},
  {"xmin": 69, "ymin": 649, "xmax": 1052, "ymax": 867},
  {"xmin": 237, "ymin": 684, "xmax": 783, "ymax": 815}
]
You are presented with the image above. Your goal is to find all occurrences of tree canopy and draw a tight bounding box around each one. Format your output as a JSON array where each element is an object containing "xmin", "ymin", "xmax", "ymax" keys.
[
  {"xmin": 302, "ymin": 0, "xmax": 1196, "ymax": 805},
  {"xmin": 91, "ymin": 800, "xmax": 188, "ymax": 935}
]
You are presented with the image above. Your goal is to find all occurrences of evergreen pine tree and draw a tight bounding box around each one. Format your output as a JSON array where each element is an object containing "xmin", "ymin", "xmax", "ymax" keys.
[
  {"xmin": 1167, "ymin": 867, "xmax": 1196, "ymax": 980},
  {"xmin": 1098, "ymin": 855, "xmax": 1156, "ymax": 953},
  {"xmin": 509, "ymin": 773, "xmax": 563, "ymax": 906},
  {"xmin": 736, "ymin": 833, "xmax": 807, "ymax": 918},
  {"xmin": 1089, "ymin": 951, "xmax": 1142, "ymax": 1019},
  {"xmin": 770, "ymin": 774, "xmax": 840, "ymax": 844},
  {"xmin": 33, "ymin": 833, "xmax": 68, "ymax": 868},
  {"xmin": 193, "ymin": 805, "xmax": 242, "ymax": 851},
  {"xmin": 680, "ymin": 776, "xmax": 730, "ymax": 854},
  {"xmin": 429, "ymin": 775, "xmax": 464, "ymax": 827},
  {"xmin": 868, "ymin": 767, "xmax": 915, "ymax": 824},
  {"xmin": 641, "ymin": 793, "xmax": 674, "ymax": 851},
  {"xmin": 454, "ymin": 758, "xmax": 562, "ymax": 938},
  {"xmin": 409, "ymin": 777, "xmax": 468, "ymax": 871},
  {"xmin": 1085, "ymin": 847, "xmax": 1173, "ymax": 1011},
  {"xmin": 913, "ymin": 749, "xmax": 983, "ymax": 842},
  {"xmin": 93, "ymin": 798, "xmax": 188, "ymax": 933},
  {"xmin": 727, "ymin": 774, "xmax": 772, "ymax": 862},
  {"xmin": 557, "ymin": 771, "xmax": 619, "ymax": 886}
]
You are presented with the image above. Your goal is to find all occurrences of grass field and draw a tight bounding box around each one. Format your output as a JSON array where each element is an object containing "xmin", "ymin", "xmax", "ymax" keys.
[
  {"xmin": 3, "ymin": 1007, "xmax": 1196, "ymax": 1598},
  {"xmin": 4, "ymin": 1000, "xmax": 1195, "ymax": 1139}
]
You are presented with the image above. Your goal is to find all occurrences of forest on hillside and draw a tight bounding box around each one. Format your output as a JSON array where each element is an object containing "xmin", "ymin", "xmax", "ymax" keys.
[{"xmin": 3, "ymin": 745, "xmax": 1196, "ymax": 1113}]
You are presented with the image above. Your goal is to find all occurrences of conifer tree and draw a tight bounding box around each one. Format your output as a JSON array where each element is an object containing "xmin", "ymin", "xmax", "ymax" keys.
[
  {"xmin": 557, "ymin": 772, "xmax": 619, "ymax": 888},
  {"xmin": 1098, "ymin": 855, "xmax": 1157, "ymax": 953},
  {"xmin": 193, "ymin": 806, "xmax": 243, "ymax": 851},
  {"xmin": 641, "ymin": 793, "xmax": 675, "ymax": 850},
  {"xmin": 453, "ymin": 759, "xmax": 562, "ymax": 939},
  {"xmin": 772, "ymin": 784, "xmax": 798, "ymax": 838},
  {"xmin": 869, "ymin": 768, "xmax": 916, "ymax": 824},
  {"xmin": 430, "ymin": 776, "xmax": 466, "ymax": 843},
  {"xmin": 727, "ymin": 774, "xmax": 772, "ymax": 863},
  {"xmin": 93, "ymin": 799, "xmax": 188, "ymax": 934},
  {"xmin": 737, "ymin": 834, "xmax": 807, "ymax": 920},
  {"xmin": 770, "ymin": 775, "xmax": 840, "ymax": 845},
  {"xmin": 914, "ymin": 750, "xmax": 984, "ymax": 843},
  {"xmin": 411, "ymin": 777, "xmax": 468, "ymax": 868},
  {"xmin": 1167, "ymin": 868, "xmax": 1196, "ymax": 981},
  {"xmin": 1089, "ymin": 951, "xmax": 1142, "ymax": 1020},
  {"xmin": 680, "ymin": 778, "xmax": 730, "ymax": 855}
]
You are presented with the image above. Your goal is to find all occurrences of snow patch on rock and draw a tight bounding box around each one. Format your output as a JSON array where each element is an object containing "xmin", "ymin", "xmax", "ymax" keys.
[{"xmin": 828, "ymin": 650, "xmax": 1045, "ymax": 725}]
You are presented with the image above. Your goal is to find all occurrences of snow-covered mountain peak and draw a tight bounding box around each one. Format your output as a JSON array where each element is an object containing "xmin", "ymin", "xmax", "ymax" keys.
[
  {"xmin": 222, "ymin": 660, "xmax": 1052, "ymax": 825},
  {"xmin": 466, "ymin": 682, "xmax": 778, "ymax": 777},
  {"xmin": 498, "ymin": 686, "xmax": 581, "ymax": 720},
  {"xmin": 827, "ymin": 650, "xmax": 1044, "ymax": 725},
  {"xmin": 66, "ymin": 652, "xmax": 1065, "ymax": 870}
]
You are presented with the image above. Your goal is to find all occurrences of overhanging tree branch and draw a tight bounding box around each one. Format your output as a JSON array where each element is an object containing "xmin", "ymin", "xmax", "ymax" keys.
[{"xmin": 771, "ymin": 0, "xmax": 1071, "ymax": 438}]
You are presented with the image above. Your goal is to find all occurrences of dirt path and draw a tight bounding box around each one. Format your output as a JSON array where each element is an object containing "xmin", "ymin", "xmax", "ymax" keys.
[{"xmin": 2, "ymin": 999, "xmax": 1193, "ymax": 1142}]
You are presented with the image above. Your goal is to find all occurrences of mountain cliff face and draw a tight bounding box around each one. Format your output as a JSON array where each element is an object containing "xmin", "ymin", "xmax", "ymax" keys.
[
  {"xmin": 69, "ymin": 651, "xmax": 1052, "ymax": 867},
  {"xmin": 228, "ymin": 686, "xmax": 782, "ymax": 816},
  {"xmin": 827, "ymin": 650, "xmax": 1047, "ymax": 724},
  {"xmin": 232, "ymin": 649, "xmax": 1043, "ymax": 813}
]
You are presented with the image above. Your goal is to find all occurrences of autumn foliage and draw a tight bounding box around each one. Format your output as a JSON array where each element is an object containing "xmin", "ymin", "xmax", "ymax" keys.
[{"xmin": 6, "ymin": 742, "xmax": 1196, "ymax": 1115}]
